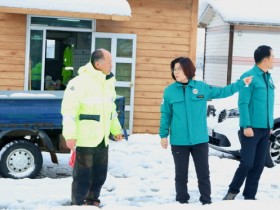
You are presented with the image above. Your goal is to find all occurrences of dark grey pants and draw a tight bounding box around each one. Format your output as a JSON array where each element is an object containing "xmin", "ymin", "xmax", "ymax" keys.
[
  {"xmin": 171, "ymin": 143, "xmax": 211, "ymax": 204},
  {"xmin": 228, "ymin": 128, "xmax": 270, "ymax": 199},
  {"xmin": 71, "ymin": 141, "xmax": 108, "ymax": 205}
]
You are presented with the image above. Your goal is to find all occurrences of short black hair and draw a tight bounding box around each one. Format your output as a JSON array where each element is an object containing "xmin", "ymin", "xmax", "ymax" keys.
[
  {"xmin": 91, "ymin": 49, "xmax": 104, "ymax": 68},
  {"xmin": 254, "ymin": 45, "xmax": 272, "ymax": 64},
  {"xmin": 170, "ymin": 57, "xmax": 196, "ymax": 81}
]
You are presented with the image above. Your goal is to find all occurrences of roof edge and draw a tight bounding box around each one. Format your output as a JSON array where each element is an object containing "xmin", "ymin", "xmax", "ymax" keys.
[{"xmin": 0, "ymin": 7, "xmax": 131, "ymax": 21}]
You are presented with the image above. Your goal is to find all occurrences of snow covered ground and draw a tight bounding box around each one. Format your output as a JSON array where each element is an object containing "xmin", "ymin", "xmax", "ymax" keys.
[{"xmin": 0, "ymin": 133, "xmax": 280, "ymax": 210}]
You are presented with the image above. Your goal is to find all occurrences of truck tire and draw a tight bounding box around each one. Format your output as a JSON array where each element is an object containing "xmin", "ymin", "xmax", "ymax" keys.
[
  {"xmin": 265, "ymin": 128, "xmax": 280, "ymax": 168},
  {"xmin": 0, "ymin": 140, "xmax": 43, "ymax": 179}
]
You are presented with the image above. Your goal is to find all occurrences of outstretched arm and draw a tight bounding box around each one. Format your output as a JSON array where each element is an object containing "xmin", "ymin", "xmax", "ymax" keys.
[{"xmin": 208, "ymin": 76, "xmax": 253, "ymax": 99}]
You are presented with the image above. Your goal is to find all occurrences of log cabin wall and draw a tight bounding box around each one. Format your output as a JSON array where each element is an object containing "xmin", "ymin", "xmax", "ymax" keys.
[
  {"xmin": 97, "ymin": 0, "xmax": 198, "ymax": 133},
  {"xmin": 0, "ymin": 13, "xmax": 26, "ymax": 90},
  {"xmin": 0, "ymin": 0, "xmax": 198, "ymax": 134}
]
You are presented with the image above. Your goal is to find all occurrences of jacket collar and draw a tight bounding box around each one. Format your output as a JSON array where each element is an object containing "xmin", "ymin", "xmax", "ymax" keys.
[
  {"xmin": 253, "ymin": 65, "xmax": 270, "ymax": 76},
  {"xmin": 106, "ymin": 72, "xmax": 114, "ymax": 80},
  {"xmin": 175, "ymin": 79, "xmax": 195, "ymax": 87},
  {"xmin": 78, "ymin": 62, "xmax": 106, "ymax": 80}
]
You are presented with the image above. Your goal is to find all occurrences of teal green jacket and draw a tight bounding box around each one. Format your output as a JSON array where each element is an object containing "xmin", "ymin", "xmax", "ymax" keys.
[
  {"xmin": 239, "ymin": 65, "xmax": 275, "ymax": 129},
  {"xmin": 159, "ymin": 79, "xmax": 245, "ymax": 146}
]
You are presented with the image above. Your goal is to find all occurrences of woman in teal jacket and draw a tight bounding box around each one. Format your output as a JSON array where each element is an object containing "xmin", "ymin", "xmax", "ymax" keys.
[{"xmin": 159, "ymin": 57, "xmax": 252, "ymax": 205}]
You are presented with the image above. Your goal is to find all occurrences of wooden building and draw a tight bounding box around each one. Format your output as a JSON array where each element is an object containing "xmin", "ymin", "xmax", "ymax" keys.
[
  {"xmin": 199, "ymin": 0, "xmax": 280, "ymax": 87},
  {"xmin": 0, "ymin": 0, "xmax": 199, "ymax": 134}
]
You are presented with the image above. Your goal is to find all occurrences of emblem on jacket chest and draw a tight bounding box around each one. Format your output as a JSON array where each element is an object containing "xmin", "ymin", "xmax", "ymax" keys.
[{"xmin": 192, "ymin": 89, "xmax": 198, "ymax": 94}]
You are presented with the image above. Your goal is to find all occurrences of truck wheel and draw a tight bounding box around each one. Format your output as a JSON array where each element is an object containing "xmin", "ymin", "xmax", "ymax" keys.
[
  {"xmin": 0, "ymin": 140, "xmax": 43, "ymax": 179},
  {"xmin": 265, "ymin": 128, "xmax": 280, "ymax": 168}
]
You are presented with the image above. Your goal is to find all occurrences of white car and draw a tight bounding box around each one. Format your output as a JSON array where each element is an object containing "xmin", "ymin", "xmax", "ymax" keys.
[{"xmin": 207, "ymin": 83, "xmax": 280, "ymax": 168}]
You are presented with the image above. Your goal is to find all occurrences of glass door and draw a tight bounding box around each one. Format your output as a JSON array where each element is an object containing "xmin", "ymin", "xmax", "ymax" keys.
[
  {"xmin": 25, "ymin": 16, "xmax": 94, "ymax": 91},
  {"xmin": 28, "ymin": 30, "xmax": 45, "ymax": 90},
  {"xmin": 93, "ymin": 33, "xmax": 136, "ymax": 134}
]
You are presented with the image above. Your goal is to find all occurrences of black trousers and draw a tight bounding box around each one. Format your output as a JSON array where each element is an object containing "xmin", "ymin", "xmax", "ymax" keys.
[
  {"xmin": 171, "ymin": 142, "xmax": 211, "ymax": 204},
  {"xmin": 228, "ymin": 128, "xmax": 270, "ymax": 199},
  {"xmin": 71, "ymin": 140, "xmax": 108, "ymax": 205}
]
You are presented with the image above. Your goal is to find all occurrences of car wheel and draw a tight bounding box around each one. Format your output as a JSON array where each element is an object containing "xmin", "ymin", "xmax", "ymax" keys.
[
  {"xmin": 0, "ymin": 140, "xmax": 43, "ymax": 179},
  {"xmin": 265, "ymin": 128, "xmax": 280, "ymax": 168}
]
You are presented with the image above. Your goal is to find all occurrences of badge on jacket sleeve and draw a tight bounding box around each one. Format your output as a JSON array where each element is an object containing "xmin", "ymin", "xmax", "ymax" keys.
[{"xmin": 192, "ymin": 89, "xmax": 198, "ymax": 94}]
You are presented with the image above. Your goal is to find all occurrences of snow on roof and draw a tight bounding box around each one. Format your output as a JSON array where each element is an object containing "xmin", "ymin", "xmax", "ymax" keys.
[
  {"xmin": 199, "ymin": 0, "xmax": 280, "ymax": 26},
  {"xmin": 0, "ymin": 0, "xmax": 131, "ymax": 17}
]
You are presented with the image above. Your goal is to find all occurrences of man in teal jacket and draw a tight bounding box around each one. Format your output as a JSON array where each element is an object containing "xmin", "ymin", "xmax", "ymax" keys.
[
  {"xmin": 159, "ymin": 57, "xmax": 252, "ymax": 205},
  {"xmin": 224, "ymin": 45, "xmax": 275, "ymax": 201}
]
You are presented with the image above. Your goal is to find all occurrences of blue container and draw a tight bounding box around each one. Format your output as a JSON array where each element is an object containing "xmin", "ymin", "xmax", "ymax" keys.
[{"xmin": 0, "ymin": 91, "xmax": 126, "ymax": 136}]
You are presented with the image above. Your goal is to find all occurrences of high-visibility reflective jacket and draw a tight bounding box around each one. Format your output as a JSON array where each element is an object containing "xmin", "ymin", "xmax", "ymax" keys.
[
  {"xmin": 61, "ymin": 46, "xmax": 74, "ymax": 86},
  {"xmin": 61, "ymin": 62, "xmax": 122, "ymax": 147},
  {"xmin": 31, "ymin": 62, "xmax": 42, "ymax": 80}
]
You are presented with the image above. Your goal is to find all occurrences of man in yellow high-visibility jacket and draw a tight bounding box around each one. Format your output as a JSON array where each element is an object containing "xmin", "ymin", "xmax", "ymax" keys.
[{"xmin": 61, "ymin": 49, "xmax": 123, "ymax": 206}]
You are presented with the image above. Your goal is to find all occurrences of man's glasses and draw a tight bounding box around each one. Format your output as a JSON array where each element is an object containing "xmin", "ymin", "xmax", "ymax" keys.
[{"xmin": 172, "ymin": 66, "xmax": 183, "ymax": 73}]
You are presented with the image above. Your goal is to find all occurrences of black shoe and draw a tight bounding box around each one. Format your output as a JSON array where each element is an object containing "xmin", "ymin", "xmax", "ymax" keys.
[
  {"xmin": 202, "ymin": 201, "xmax": 212, "ymax": 205},
  {"xmin": 85, "ymin": 199, "xmax": 101, "ymax": 207},
  {"xmin": 244, "ymin": 197, "xmax": 256, "ymax": 200},
  {"xmin": 178, "ymin": 200, "xmax": 189, "ymax": 204},
  {"xmin": 223, "ymin": 192, "xmax": 237, "ymax": 200}
]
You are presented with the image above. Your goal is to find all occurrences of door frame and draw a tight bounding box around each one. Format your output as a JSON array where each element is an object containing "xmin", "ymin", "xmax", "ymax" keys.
[
  {"xmin": 92, "ymin": 32, "xmax": 137, "ymax": 134},
  {"xmin": 25, "ymin": 15, "xmax": 94, "ymax": 90},
  {"xmin": 25, "ymin": 16, "xmax": 136, "ymax": 135}
]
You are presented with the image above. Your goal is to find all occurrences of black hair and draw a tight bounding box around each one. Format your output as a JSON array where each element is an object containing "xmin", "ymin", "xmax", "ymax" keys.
[
  {"xmin": 170, "ymin": 57, "xmax": 196, "ymax": 81},
  {"xmin": 254, "ymin": 45, "xmax": 272, "ymax": 64},
  {"xmin": 91, "ymin": 49, "xmax": 104, "ymax": 68}
]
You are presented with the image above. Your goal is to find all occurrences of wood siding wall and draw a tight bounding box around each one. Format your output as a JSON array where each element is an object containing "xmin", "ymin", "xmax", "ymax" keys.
[
  {"xmin": 0, "ymin": 0, "xmax": 198, "ymax": 134},
  {"xmin": 231, "ymin": 26, "xmax": 280, "ymax": 84},
  {"xmin": 97, "ymin": 0, "xmax": 198, "ymax": 134},
  {"xmin": 0, "ymin": 13, "xmax": 26, "ymax": 90},
  {"xmin": 205, "ymin": 14, "xmax": 280, "ymax": 87},
  {"xmin": 204, "ymin": 14, "xmax": 229, "ymax": 86}
]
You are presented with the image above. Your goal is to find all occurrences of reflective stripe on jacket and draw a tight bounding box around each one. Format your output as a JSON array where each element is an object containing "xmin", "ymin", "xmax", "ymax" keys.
[{"xmin": 61, "ymin": 62, "xmax": 122, "ymax": 147}]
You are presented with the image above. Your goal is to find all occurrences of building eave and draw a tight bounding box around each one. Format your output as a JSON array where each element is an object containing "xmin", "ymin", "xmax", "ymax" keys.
[
  {"xmin": 225, "ymin": 20, "xmax": 280, "ymax": 28},
  {"xmin": 0, "ymin": 6, "xmax": 131, "ymax": 21},
  {"xmin": 198, "ymin": 5, "xmax": 215, "ymax": 28}
]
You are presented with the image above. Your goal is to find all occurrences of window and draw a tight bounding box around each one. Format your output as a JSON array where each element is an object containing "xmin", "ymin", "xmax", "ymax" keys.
[
  {"xmin": 26, "ymin": 16, "xmax": 93, "ymax": 91},
  {"xmin": 46, "ymin": 40, "xmax": 56, "ymax": 59},
  {"xmin": 31, "ymin": 17, "xmax": 92, "ymax": 29}
]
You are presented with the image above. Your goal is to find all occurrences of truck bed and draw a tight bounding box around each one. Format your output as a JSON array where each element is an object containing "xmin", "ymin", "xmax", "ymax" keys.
[
  {"xmin": 0, "ymin": 91, "xmax": 63, "ymax": 130},
  {"xmin": 0, "ymin": 91, "xmax": 125, "ymax": 130}
]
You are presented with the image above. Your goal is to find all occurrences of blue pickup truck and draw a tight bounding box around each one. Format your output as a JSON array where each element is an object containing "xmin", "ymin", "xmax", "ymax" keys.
[{"xmin": 0, "ymin": 91, "xmax": 125, "ymax": 179}]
